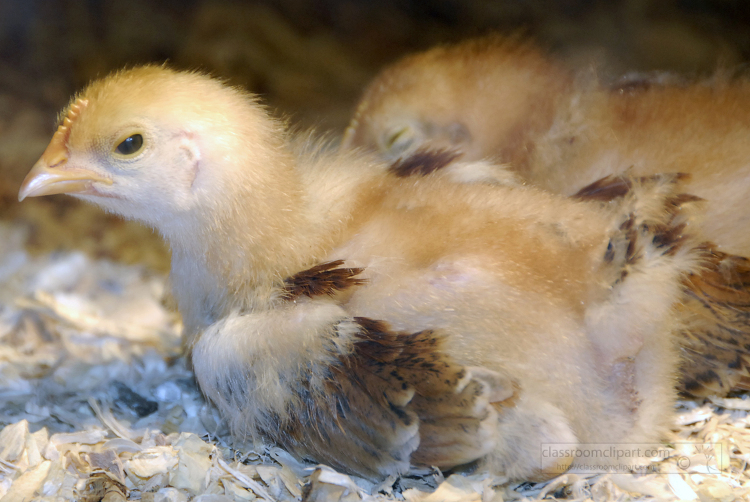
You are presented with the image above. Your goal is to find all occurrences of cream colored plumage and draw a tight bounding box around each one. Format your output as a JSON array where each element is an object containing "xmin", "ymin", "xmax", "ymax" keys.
[
  {"xmin": 19, "ymin": 66, "xmax": 703, "ymax": 480},
  {"xmin": 344, "ymin": 36, "xmax": 750, "ymax": 397}
]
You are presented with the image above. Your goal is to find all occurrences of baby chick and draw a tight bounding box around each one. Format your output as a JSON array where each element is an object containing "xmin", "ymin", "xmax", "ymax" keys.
[
  {"xmin": 344, "ymin": 36, "xmax": 750, "ymax": 397},
  {"xmin": 344, "ymin": 35, "xmax": 573, "ymax": 178},
  {"xmin": 19, "ymin": 66, "xmax": 702, "ymax": 481}
]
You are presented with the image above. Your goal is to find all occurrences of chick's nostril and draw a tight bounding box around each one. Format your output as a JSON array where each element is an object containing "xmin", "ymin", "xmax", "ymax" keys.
[{"xmin": 48, "ymin": 156, "xmax": 68, "ymax": 169}]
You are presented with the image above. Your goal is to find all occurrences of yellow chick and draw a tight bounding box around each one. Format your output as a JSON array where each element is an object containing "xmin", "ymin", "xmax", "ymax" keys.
[
  {"xmin": 19, "ymin": 66, "xmax": 703, "ymax": 481},
  {"xmin": 344, "ymin": 36, "xmax": 750, "ymax": 398}
]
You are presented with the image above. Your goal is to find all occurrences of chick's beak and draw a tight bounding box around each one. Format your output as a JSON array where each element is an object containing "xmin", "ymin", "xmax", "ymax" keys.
[{"xmin": 18, "ymin": 141, "xmax": 112, "ymax": 201}]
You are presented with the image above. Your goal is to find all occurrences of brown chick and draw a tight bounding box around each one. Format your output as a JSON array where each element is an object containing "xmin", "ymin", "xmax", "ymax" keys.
[
  {"xmin": 344, "ymin": 36, "xmax": 750, "ymax": 398},
  {"xmin": 19, "ymin": 66, "xmax": 702, "ymax": 481},
  {"xmin": 344, "ymin": 35, "xmax": 573, "ymax": 177}
]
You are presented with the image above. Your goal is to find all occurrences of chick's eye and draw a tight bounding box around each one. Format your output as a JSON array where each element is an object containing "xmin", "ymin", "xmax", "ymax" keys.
[
  {"xmin": 115, "ymin": 134, "xmax": 144, "ymax": 156},
  {"xmin": 383, "ymin": 125, "xmax": 415, "ymax": 156}
]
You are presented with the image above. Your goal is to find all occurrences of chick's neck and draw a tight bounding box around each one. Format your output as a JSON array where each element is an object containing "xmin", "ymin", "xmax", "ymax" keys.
[{"xmin": 166, "ymin": 144, "xmax": 354, "ymax": 320}]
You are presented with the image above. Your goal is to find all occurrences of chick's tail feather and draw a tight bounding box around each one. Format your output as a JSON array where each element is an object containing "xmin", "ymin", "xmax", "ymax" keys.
[{"xmin": 267, "ymin": 317, "xmax": 513, "ymax": 479}]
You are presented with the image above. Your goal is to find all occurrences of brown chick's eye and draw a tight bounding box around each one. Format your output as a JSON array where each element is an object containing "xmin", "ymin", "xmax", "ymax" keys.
[{"xmin": 116, "ymin": 134, "xmax": 143, "ymax": 155}]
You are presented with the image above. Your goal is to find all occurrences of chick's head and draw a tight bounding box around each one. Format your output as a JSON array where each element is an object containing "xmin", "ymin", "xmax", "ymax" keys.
[
  {"xmin": 19, "ymin": 66, "xmax": 286, "ymax": 231},
  {"xmin": 342, "ymin": 50, "xmax": 470, "ymax": 161},
  {"xmin": 343, "ymin": 36, "xmax": 572, "ymax": 166}
]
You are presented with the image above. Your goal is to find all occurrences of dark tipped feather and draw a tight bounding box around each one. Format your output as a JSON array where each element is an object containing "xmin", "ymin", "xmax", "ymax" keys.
[
  {"xmin": 284, "ymin": 260, "xmax": 366, "ymax": 299},
  {"xmin": 677, "ymin": 247, "xmax": 750, "ymax": 397},
  {"xmin": 573, "ymin": 173, "xmax": 693, "ymax": 203},
  {"xmin": 389, "ymin": 148, "xmax": 461, "ymax": 178},
  {"xmin": 573, "ymin": 175, "xmax": 634, "ymax": 202},
  {"xmin": 264, "ymin": 318, "xmax": 512, "ymax": 478}
]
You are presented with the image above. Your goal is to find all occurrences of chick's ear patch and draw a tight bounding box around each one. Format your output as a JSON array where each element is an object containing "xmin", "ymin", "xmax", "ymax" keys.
[
  {"xmin": 178, "ymin": 133, "xmax": 202, "ymax": 189},
  {"xmin": 446, "ymin": 121, "xmax": 471, "ymax": 145}
]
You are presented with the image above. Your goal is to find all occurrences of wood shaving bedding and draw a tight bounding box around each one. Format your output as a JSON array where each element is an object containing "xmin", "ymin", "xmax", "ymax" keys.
[{"xmin": 0, "ymin": 220, "xmax": 748, "ymax": 502}]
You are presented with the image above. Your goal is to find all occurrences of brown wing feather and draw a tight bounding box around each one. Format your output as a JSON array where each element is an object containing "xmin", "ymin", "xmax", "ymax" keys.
[
  {"xmin": 573, "ymin": 172, "xmax": 697, "ymax": 203},
  {"xmin": 266, "ymin": 318, "xmax": 514, "ymax": 479},
  {"xmin": 283, "ymin": 260, "xmax": 366, "ymax": 299},
  {"xmin": 573, "ymin": 174, "xmax": 636, "ymax": 201},
  {"xmin": 678, "ymin": 247, "xmax": 750, "ymax": 397},
  {"xmin": 389, "ymin": 148, "xmax": 462, "ymax": 178}
]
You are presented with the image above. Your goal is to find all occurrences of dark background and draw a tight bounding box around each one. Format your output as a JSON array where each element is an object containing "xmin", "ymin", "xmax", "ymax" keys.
[{"xmin": 1, "ymin": 0, "xmax": 749, "ymax": 270}]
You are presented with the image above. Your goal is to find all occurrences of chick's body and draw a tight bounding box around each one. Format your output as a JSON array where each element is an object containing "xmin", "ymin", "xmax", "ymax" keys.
[
  {"xmin": 543, "ymin": 84, "xmax": 750, "ymax": 254},
  {"xmin": 20, "ymin": 66, "xmax": 697, "ymax": 480}
]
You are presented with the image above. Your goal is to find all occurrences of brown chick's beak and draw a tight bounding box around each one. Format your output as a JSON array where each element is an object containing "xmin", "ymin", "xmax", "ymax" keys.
[{"xmin": 18, "ymin": 158, "xmax": 112, "ymax": 201}]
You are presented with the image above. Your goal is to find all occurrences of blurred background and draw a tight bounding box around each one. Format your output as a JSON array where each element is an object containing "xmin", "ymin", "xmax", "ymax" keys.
[{"xmin": 1, "ymin": 0, "xmax": 749, "ymax": 272}]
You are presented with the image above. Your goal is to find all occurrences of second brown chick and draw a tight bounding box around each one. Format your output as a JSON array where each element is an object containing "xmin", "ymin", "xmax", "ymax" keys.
[{"xmin": 344, "ymin": 36, "xmax": 750, "ymax": 398}]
